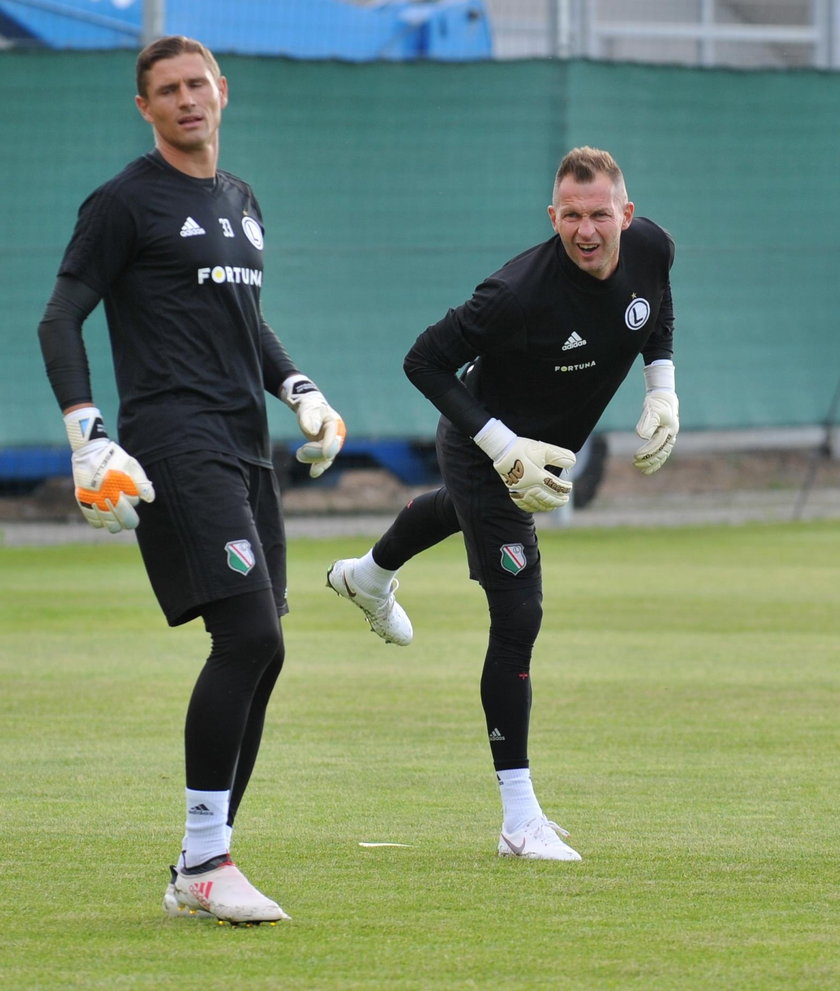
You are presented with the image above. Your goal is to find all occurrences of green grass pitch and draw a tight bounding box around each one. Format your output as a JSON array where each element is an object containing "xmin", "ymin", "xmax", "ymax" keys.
[{"xmin": 1, "ymin": 521, "xmax": 838, "ymax": 990}]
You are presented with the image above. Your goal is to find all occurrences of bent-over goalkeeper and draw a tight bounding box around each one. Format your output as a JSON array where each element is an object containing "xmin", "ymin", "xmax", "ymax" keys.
[{"xmin": 327, "ymin": 146, "xmax": 678, "ymax": 862}]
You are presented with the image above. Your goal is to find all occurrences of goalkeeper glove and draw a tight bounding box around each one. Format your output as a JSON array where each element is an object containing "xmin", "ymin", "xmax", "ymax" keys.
[
  {"xmin": 280, "ymin": 374, "xmax": 346, "ymax": 479},
  {"xmin": 63, "ymin": 406, "xmax": 155, "ymax": 533},
  {"xmin": 474, "ymin": 418, "xmax": 576, "ymax": 513},
  {"xmin": 634, "ymin": 360, "xmax": 679, "ymax": 475}
]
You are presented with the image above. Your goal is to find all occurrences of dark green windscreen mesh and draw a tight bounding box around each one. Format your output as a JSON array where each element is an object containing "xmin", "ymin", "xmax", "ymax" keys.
[{"xmin": 3, "ymin": 52, "xmax": 838, "ymax": 445}]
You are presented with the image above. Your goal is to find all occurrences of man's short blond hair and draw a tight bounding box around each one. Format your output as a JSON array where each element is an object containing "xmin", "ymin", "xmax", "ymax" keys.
[{"xmin": 553, "ymin": 147, "xmax": 627, "ymax": 203}]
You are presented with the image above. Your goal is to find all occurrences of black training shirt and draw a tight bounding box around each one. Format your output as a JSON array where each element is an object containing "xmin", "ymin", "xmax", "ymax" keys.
[
  {"xmin": 404, "ymin": 218, "xmax": 675, "ymax": 453},
  {"xmin": 54, "ymin": 151, "xmax": 297, "ymax": 466}
]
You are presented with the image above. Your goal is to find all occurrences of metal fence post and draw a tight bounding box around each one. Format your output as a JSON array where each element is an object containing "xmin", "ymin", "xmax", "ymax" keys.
[{"xmin": 142, "ymin": 0, "xmax": 166, "ymax": 46}]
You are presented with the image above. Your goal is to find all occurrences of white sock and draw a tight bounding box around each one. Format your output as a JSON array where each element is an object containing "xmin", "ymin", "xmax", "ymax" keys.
[
  {"xmin": 352, "ymin": 549, "xmax": 397, "ymax": 596},
  {"xmin": 181, "ymin": 788, "xmax": 230, "ymax": 869},
  {"xmin": 497, "ymin": 768, "xmax": 543, "ymax": 834}
]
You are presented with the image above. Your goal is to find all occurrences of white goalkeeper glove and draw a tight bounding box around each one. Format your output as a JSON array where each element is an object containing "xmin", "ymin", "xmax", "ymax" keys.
[
  {"xmin": 474, "ymin": 418, "xmax": 576, "ymax": 513},
  {"xmin": 280, "ymin": 374, "xmax": 346, "ymax": 479},
  {"xmin": 634, "ymin": 360, "xmax": 679, "ymax": 475},
  {"xmin": 63, "ymin": 406, "xmax": 155, "ymax": 533}
]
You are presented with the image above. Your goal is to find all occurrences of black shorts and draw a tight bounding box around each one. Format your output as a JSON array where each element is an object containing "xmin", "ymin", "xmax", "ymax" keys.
[
  {"xmin": 436, "ymin": 420, "xmax": 541, "ymax": 591},
  {"xmin": 134, "ymin": 451, "xmax": 288, "ymax": 627}
]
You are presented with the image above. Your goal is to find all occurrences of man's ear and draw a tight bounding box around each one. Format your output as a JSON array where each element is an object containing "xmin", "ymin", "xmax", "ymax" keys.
[{"xmin": 135, "ymin": 94, "xmax": 153, "ymax": 123}]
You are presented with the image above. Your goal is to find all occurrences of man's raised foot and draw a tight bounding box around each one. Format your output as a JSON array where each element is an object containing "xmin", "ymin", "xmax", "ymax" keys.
[{"xmin": 327, "ymin": 558, "xmax": 413, "ymax": 645}]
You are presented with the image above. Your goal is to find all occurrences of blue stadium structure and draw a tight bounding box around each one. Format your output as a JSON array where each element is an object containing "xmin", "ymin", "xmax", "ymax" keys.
[{"xmin": 0, "ymin": 0, "xmax": 492, "ymax": 59}]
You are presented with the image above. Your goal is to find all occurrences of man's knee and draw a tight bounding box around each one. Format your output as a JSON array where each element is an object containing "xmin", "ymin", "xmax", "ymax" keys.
[
  {"xmin": 487, "ymin": 585, "xmax": 543, "ymax": 650},
  {"xmin": 203, "ymin": 590, "xmax": 282, "ymax": 668},
  {"xmin": 237, "ymin": 618, "xmax": 282, "ymax": 668}
]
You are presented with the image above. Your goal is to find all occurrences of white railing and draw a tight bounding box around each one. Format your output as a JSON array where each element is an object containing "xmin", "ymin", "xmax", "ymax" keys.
[
  {"xmin": 4, "ymin": 0, "xmax": 839, "ymax": 67},
  {"xmin": 488, "ymin": 0, "xmax": 840, "ymax": 69}
]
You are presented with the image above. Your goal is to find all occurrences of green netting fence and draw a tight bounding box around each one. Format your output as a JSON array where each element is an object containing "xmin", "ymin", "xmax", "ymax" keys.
[{"xmin": 2, "ymin": 52, "xmax": 838, "ymax": 449}]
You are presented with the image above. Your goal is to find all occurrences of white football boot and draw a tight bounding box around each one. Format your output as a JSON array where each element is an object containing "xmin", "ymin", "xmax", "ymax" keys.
[
  {"xmin": 498, "ymin": 816, "xmax": 582, "ymax": 861},
  {"xmin": 163, "ymin": 866, "xmax": 215, "ymax": 919},
  {"xmin": 327, "ymin": 558, "xmax": 413, "ymax": 645},
  {"xmin": 165, "ymin": 856, "xmax": 290, "ymax": 924}
]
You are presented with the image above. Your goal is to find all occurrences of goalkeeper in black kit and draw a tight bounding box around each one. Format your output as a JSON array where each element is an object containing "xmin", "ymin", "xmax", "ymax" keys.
[
  {"xmin": 328, "ymin": 146, "xmax": 678, "ymax": 861},
  {"xmin": 37, "ymin": 36, "xmax": 345, "ymax": 923}
]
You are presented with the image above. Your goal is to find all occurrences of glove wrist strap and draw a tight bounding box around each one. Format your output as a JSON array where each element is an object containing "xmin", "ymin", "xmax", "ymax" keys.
[
  {"xmin": 473, "ymin": 417, "xmax": 517, "ymax": 461},
  {"xmin": 63, "ymin": 406, "xmax": 108, "ymax": 452},
  {"xmin": 280, "ymin": 373, "xmax": 319, "ymax": 408},
  {"xmin": 643, "ymin": 360, "xmax": 675, "ymax": 393}
]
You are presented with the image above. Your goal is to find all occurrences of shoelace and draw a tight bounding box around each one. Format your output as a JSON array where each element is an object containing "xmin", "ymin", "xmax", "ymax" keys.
[{"xmin": 536, "ymin": 818, "xmax": 572, "ymax": 839}]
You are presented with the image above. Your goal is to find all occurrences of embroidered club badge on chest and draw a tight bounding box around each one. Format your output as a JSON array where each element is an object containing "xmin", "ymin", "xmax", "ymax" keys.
[
  {"xmin": 500, "ymin": 543, "xmax": 527, "ymax": 576},
  {"xmin": 625, "ymin": 296, "xmax": 651, "ymax": 330},
  {"xmin": 225, "ymin": 539, "xmax": 255, "ymax": 575}
]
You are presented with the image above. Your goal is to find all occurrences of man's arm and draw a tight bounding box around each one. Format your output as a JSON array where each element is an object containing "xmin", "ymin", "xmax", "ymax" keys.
[
  {"xmin": 259, "ymin": 318, "xmax": 299, "ymax": 397},
  {"xmin": 404, "ymin": 285, "xmax": 575, "ymax": 513},
  {"xmin": 402, "ymin": 281, "xmax": 522, "ymax": 437},
  {"xmin": 641, "ymin": 281, "xmax": 674, "ymax": 366},
  {"xmin": 259, "ymin": 319, "xmax": 346, "ymax": 479},
  {"xmin": 38, "ymin": 275, "xmax": 155, "ymax": 532},
  {"xmin": 635, "ymin": 277, "xmax": 678, "ymax": 474},
  {"xmin": 38, "ymin": 275, "xmax": 100, "ymax": 409}
]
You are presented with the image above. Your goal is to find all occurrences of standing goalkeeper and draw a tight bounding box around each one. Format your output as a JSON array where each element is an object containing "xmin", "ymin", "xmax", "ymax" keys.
[
  {"xmin": 328, "ymin": 146, "xmax": 678, "ymax": 861},
  {"xmin": 37, "ymin": 36, "xmax": 345, "ymax": 923}
]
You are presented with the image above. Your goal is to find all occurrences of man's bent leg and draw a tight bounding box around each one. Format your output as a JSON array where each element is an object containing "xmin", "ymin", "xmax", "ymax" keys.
[{"xmin": 372, "ymin": 487, "xmax": 460, "ymax": 570}]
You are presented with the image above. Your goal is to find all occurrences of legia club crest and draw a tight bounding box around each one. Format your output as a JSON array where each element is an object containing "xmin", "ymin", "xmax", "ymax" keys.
[
  {"xmin": 225, "ymin": 539, "xmax": 255, "ymax": 575},
  {"xmin": 500, "ymin": 543, "xmax": 526, "ymax": 576}
]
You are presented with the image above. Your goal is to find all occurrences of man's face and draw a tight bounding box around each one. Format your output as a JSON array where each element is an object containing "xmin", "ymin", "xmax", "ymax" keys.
[
  {"xmin": 135, "ymin": 52, "xmax": 228, "ymax": 154},
  {"xmin": 547, "ymin": 173, "xmax": 634, "ymax": 280}
]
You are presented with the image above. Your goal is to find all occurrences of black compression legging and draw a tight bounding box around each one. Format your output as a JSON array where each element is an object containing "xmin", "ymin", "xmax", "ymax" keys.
[
  {"xmin": 372, "ymin": 488, "xmax": 461, "ymax": 571},
  {"xmin": 481, "ymin": 585, "xmax": 543, "ymax": 771},
  {"xmin": 185, "ymin": 588, "xmax": 284, "ymax": 826},
  {"xmin": 371, "ymin": 486, "xmax": 543, "ymax": 772}
]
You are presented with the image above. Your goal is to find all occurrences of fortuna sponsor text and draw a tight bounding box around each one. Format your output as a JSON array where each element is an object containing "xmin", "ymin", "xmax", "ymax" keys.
[{"xmin": 197, "ymin": 266, "xmax": 262, "ymax": 286}]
